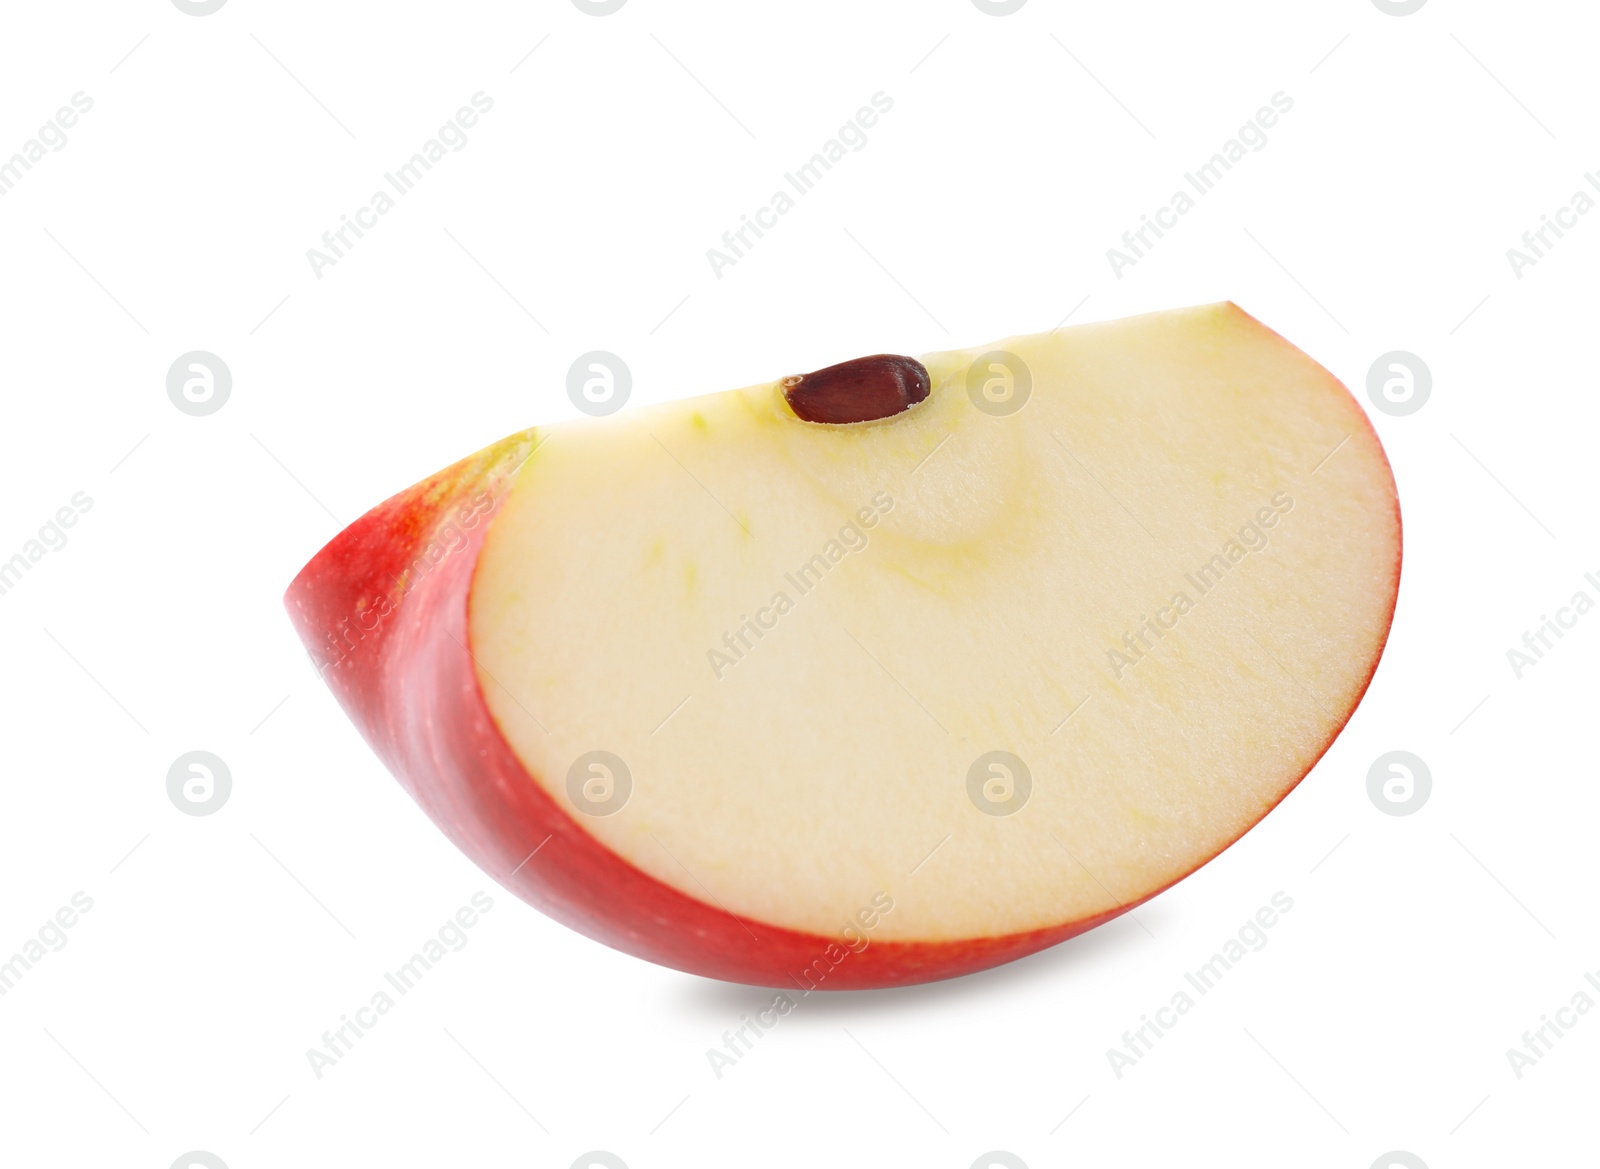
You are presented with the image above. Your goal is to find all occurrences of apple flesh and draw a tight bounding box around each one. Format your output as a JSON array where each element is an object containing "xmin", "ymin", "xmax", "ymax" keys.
[{"xmin": 286, "ymin": 303, "xmax": 1400, "ymax": 989}]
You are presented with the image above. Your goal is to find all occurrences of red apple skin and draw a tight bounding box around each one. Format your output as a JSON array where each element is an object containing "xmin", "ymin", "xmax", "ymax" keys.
[{"xmin": 285, "ymin": 369, "xmax": 1401, "ymax": 990}]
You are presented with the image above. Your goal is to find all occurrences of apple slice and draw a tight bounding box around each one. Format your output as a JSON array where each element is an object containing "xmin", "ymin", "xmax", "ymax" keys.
[{"xmin": 285, "ymin": 302, "xmax": 1399, "ymax": 989}]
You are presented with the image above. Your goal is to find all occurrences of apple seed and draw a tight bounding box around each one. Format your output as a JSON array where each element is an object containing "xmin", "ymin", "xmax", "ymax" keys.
[{"xmin": 782, "ymin": 354, "xmax": 930, "ymax": 424}]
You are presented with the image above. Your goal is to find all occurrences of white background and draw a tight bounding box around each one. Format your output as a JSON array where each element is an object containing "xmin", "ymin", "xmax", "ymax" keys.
[{"xmin": 0, "ymin": 1, "xmax": 1595, "ymax": 1166}]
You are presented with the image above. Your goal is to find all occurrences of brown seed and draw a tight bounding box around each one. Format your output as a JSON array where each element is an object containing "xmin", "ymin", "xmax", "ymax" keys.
[{"xmin": 782, "ymin": 354, "xmax": 931, "ymax": 424}]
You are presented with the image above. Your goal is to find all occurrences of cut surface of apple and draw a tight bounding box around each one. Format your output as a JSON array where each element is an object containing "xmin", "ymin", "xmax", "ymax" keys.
[{"xmin": 286, "ymin": 302, "xmax": 1400, "ymax": 988}]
